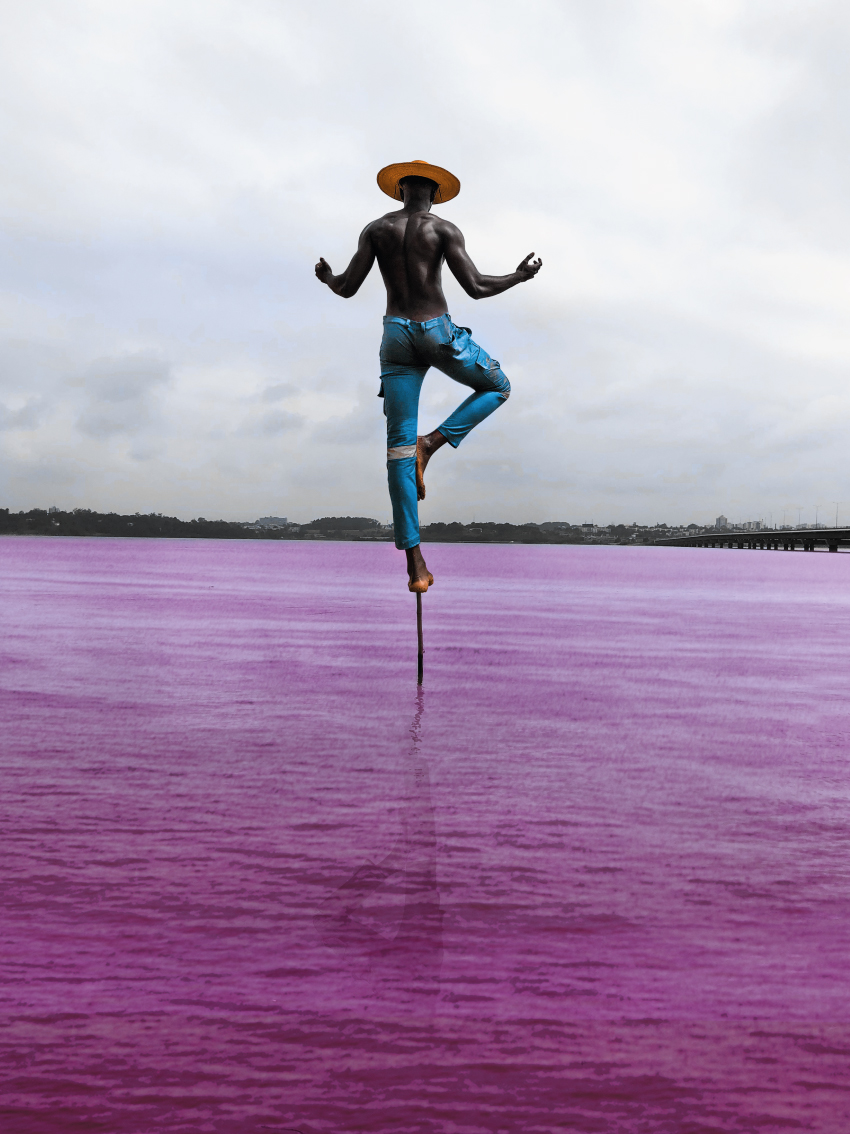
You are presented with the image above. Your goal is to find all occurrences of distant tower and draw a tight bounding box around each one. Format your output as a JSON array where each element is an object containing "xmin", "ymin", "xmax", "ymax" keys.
[{"xmin": 715, "ymin": 515, "xmax": 728, "ymax": 529}]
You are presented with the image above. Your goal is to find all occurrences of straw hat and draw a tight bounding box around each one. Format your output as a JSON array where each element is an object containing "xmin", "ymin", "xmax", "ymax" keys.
[{"xmin": 376, "ymin": 160, "xmax": 460, "ymax": 204}]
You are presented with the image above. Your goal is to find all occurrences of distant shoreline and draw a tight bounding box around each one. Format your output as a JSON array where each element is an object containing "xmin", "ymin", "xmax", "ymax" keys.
[
  {"xmin": 1, "ymin": 532, "xmax": 638, "ymax": 547},
  {"xmin": 3, "ymin": 508, "xmax": 648, "ymax": 545}
]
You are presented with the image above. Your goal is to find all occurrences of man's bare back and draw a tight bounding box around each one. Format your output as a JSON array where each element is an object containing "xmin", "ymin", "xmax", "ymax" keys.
[{"xmin": 315, "ymin": 175, "xmax": 541, "ymax": 321}]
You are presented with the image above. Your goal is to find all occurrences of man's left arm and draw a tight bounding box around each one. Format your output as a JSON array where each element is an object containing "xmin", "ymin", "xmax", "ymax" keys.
[
  {"xmin": 315, "ymin": 225, "xmax": 376, "ymax": 298},
  {"xmin": 443, "ymin": 221, "xmax": 542, "ymax": 299}
]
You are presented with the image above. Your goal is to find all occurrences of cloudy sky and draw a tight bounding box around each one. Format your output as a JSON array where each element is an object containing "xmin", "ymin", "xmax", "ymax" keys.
[{"xmin": 1, "ymin": 0, "xmax": 849, "ymax": 526}]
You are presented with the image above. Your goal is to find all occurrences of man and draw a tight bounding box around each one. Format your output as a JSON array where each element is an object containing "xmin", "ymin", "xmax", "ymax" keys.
[{"xmin": 315, "ymin": 159, "xmax": 542, "ymax": 592}]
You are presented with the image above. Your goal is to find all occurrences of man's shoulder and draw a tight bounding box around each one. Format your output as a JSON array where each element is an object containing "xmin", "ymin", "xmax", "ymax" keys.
[
  {"xmin": 360, "ymin": 211, "xmax": 401, "ymax": 240},
  {"xmin": 368, "ymin": 209, "xmax": 404, "ymax": 227},
  {"xmin": 430, "ymin": 214, "xmax": 462, "ymax": 236}
]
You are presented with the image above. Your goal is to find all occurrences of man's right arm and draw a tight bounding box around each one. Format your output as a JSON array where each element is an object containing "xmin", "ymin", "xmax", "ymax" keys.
[
  {"xmin": 315, "ymin": 224, "xmax": 376, "ymax": 298},
  {"xmin": 442, "ymin": 221, "xmax": 542, "ymax": 299}
]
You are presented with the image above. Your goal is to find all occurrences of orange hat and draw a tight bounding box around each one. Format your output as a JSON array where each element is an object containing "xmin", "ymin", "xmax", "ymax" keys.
[{"xmin": 376, "ymin": 160, "xmax": 460, "ymax": 204}]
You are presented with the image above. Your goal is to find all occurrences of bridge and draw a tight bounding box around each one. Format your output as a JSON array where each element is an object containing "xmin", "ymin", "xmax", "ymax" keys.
[{"xmin": 655, "ymin": 527, "xmax": 850, "ymax": 552}]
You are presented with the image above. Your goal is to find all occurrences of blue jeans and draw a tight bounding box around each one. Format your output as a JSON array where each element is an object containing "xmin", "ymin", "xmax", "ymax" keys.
[{"xmin": 380, "ymin": 314, "xmax": 510, "ymax": 550}]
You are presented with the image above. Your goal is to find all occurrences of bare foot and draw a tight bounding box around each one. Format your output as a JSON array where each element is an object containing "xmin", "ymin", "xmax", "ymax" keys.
[
  {"xmin": 406, "ymin": 544, "xmax": 434, "ymax": 592},
  {"xmin": 416, "ymin": 430, "xmax": 449, "ymax": 501}
]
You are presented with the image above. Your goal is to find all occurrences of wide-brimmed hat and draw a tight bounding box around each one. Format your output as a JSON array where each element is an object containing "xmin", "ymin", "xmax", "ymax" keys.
[{"xmin": 376, "ymin": 160, "xmax": 460, "ymax": 204}]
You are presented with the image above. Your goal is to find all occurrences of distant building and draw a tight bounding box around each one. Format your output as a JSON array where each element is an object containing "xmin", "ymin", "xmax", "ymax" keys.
[
  {"xmin": 715, "ymin": 515, "xmax": 728, "ymax": 528},
  {"xmin": 256, "ymin": 516, "xmax": 288, "ymax": 528}
]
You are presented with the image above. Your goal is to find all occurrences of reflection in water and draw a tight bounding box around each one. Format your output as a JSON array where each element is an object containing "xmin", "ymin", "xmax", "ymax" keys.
[{"xmin": 314, "ymin": 688, "xmax": 442, "ymax": 1010}]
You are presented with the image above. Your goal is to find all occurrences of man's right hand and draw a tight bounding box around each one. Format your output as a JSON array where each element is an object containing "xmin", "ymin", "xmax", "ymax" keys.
[
  {"xmin": 315, "ymin": 257, "xmax": 334, "ymax": 286},
  {"xmin": 516, "ymin": 252, "xmax": 543, "ymax": 281}
]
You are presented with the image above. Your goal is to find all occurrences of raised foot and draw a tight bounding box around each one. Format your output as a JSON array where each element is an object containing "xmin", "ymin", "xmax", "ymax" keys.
[
  {"xmin": 416, "ymin": 430, "xmax": 449, "ymax": 502},
  {"xmin": 416, "ymin": 437, "xmax": 427, "ymax": 501}
]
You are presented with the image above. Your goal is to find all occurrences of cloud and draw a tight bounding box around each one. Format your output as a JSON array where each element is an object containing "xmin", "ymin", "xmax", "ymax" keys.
[
  {"xmin": 313, "ymin": 385, "xmax": 384, "ymax": 445},
  {"xmin": 0, "ymin": 398, "xmax": 44, "ymax": 432},
  {"xmin": 246, "ymin": 408, "xmax": 304, "ymax": 436},
  {"xmin": 0, "ymin": 1, "xmax": 849, "ymax": 525},
  {"xmin": 75, "ymin": 353, "xmax": 171, "ymax": 438},
  {"xmin": 260, "ymin": 382, "xmax": 298, "ymax": 402}
]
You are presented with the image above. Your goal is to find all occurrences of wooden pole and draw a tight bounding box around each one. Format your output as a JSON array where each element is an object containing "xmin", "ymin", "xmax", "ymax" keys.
[{"xmin": 416, "ymin": 592, "xmax": 424, "ymax": 685}]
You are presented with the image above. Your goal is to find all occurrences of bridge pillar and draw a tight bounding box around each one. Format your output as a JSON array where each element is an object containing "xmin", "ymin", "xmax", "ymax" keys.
[{"xmin": 829, "ymin": 542, "xmax": 838, "ymax": 553}]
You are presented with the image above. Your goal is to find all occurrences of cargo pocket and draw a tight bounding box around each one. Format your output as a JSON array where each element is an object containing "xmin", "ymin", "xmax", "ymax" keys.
[{"xmin": 439, "ymin": 324, "xmax": 474, "ymax": 361}]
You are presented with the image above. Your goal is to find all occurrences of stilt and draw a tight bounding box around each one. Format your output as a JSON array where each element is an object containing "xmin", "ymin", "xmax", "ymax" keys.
[{"xmin": 416, "ymin": 592, "xmax": 424, "ymax": 685}]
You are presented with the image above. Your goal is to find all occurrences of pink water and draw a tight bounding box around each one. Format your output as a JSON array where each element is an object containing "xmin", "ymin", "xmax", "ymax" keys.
[{"xmin": 2, "ymin": 537, "xmax": 850, "ymax": 1133}]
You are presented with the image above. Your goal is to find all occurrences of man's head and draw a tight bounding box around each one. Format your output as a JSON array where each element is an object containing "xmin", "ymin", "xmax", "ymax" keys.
[{"xmin": 398, "ymin": 175, "xmax": 439, "ymax": 204}]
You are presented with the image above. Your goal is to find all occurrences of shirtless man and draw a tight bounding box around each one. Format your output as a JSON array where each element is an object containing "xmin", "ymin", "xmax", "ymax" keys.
[{"xmin": 315, "ymin": 159, "xmax": 542, "ymax": 592}]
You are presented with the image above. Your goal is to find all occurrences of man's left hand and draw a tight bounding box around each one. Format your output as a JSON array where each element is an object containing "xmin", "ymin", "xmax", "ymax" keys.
[{"xmin": 516, "ymin": 253, "xmax": 542, "ymax": 281}]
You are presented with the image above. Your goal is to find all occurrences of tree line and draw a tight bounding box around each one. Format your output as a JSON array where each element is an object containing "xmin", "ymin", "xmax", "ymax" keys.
[{"xmin": 1, "ymin": 508, "xmax": 594, "ymax": 543}]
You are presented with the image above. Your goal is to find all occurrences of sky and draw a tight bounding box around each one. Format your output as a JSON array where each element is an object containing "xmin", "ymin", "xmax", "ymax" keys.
[{"xmin": 2, "ymin": 0, "xmax": 849, "ymax": 527}]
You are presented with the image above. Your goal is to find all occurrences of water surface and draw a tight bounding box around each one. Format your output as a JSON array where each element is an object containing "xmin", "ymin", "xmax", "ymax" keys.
[{"xmin": 2, "ymin": 538, "xmax": 850, "ymax": 1132}]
